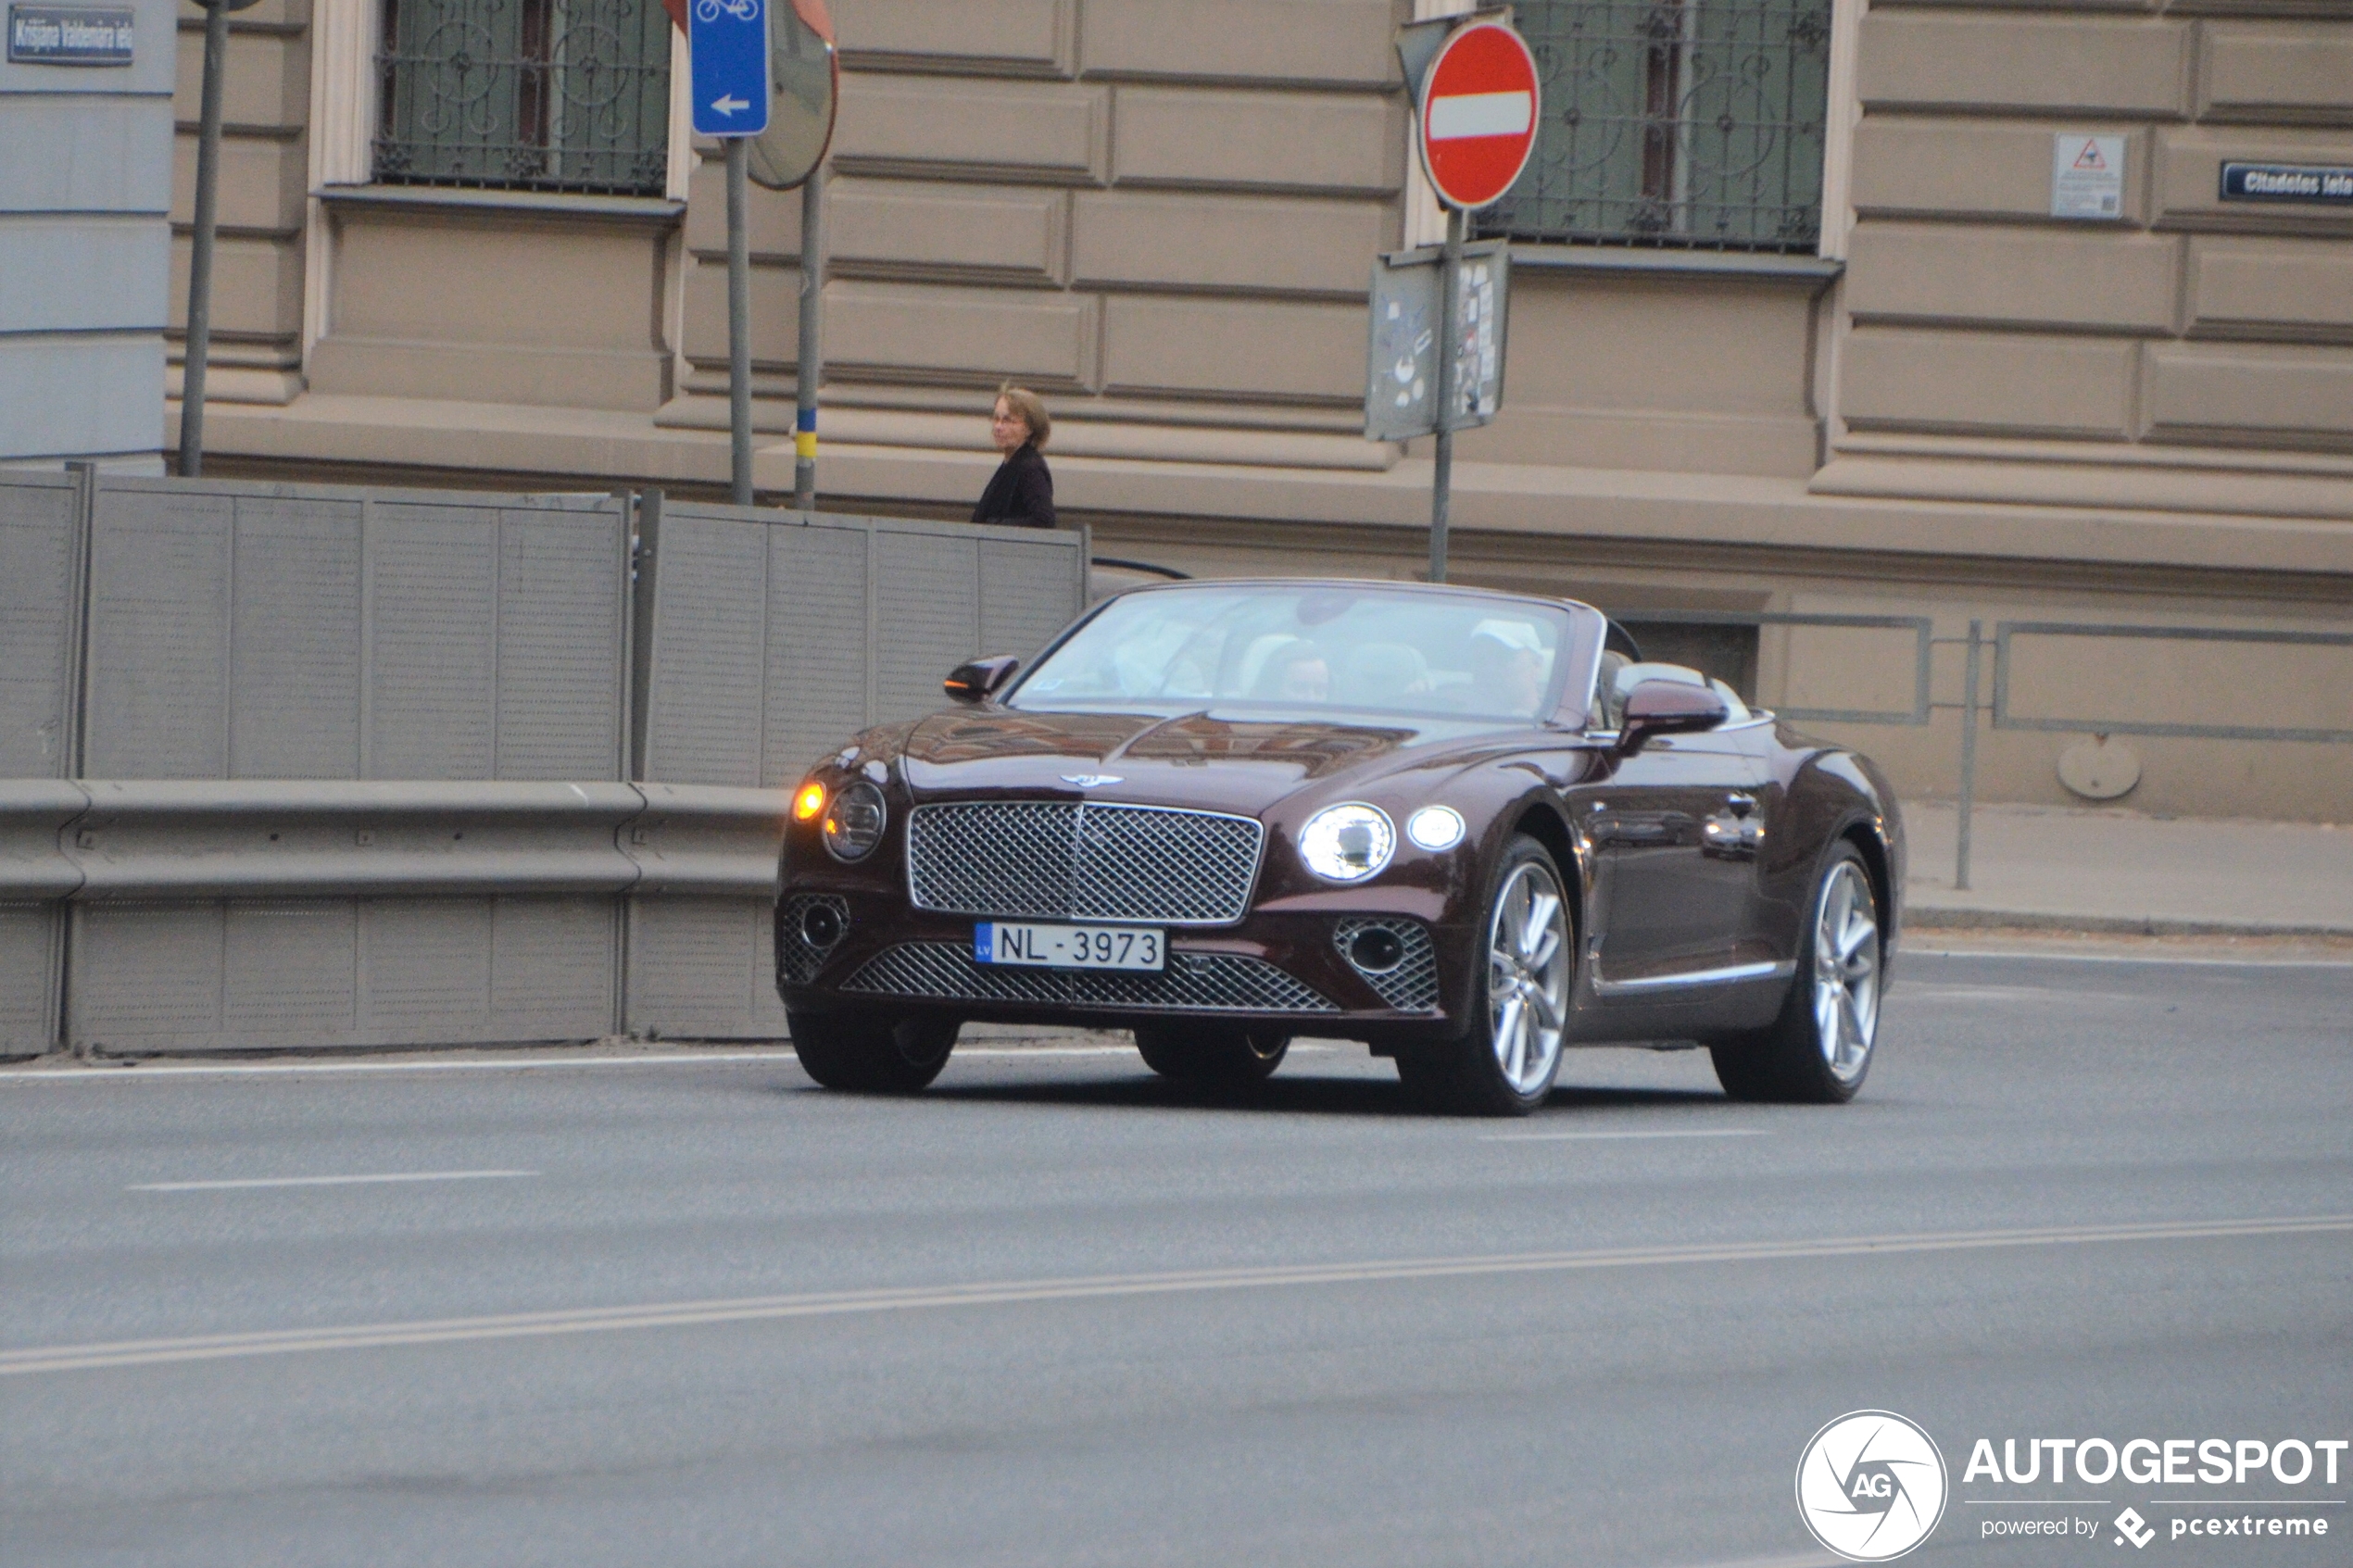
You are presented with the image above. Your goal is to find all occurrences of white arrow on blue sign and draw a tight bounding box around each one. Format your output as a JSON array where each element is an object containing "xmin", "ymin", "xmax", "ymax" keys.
[{"xmin": 690, "ymin": 0, "xmax": 771, "ymax": 138}]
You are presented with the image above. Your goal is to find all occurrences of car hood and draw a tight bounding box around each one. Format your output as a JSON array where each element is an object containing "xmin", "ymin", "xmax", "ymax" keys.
[{"xmin": 893, "ymin": 706, "xmax": 1527, "ymax": 816}]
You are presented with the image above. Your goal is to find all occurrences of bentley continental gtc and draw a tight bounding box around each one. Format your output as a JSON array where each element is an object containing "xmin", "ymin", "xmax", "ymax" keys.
[{"xmin": 775, "ymin": 580, "xmax": 1903, "ymax": 1115}]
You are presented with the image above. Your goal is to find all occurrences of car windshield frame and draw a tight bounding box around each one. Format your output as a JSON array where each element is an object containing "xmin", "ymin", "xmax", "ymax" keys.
[{"xmin": 1003, "ymin": 581, "xmax": 1607, "ymax": 730}]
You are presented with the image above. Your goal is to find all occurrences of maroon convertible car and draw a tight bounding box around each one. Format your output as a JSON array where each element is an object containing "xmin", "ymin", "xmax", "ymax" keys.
[{"xmin": 775, "ymin": 580, "xmax": 1902, "ymax": 1115}]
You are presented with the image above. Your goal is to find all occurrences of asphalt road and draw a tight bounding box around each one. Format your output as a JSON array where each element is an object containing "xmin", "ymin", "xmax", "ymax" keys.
[{"xmin": 5, "ymin": 948, "xmax": 2348, "ymax": 1568}]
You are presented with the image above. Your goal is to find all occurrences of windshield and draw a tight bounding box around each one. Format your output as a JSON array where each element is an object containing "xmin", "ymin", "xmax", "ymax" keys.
[{"xmin": 1011, "ymin": 583, "xmax": 1573, "ymax": 723}]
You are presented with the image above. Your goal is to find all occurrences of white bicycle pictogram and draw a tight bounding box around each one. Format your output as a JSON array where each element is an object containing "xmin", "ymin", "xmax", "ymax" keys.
[{"xmin": 693, "ymin": 0, "xmax": 760, "ymax": 23}]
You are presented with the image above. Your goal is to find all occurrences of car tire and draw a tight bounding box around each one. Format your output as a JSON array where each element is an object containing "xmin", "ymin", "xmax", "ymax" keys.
[
  {"xmin": 1709, "ymin": 840, "xmax": 1881, "ymax": 1104},
  {"xmin": 1398, "ymin": 834, "xmax": 1573, "ymax": 1117},
  {"xmin": 787, "ymin": 1009, "xmax": 960, "ymax": 1093},
  {"xmin": 1134, "ymin": 1024, "xmax": 1290, "ymax": 1087}
]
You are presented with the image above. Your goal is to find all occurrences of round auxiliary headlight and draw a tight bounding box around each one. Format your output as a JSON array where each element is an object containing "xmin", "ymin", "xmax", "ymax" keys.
[
  {"xmin": 822, "ymin": 780, "xmax": 887, "ymax": 861},
  {"xmin": 1298, "ymin": 804, "xmax": 1395, "ymax": 884},
  {"xmin": 1405, "ymin": 805, "xmax": 1466, "ymax": 852}
]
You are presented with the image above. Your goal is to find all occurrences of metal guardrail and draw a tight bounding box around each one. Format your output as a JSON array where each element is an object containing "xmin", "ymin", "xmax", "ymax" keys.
[
  {"xmin": 1617, "ymin": 610, "xmax": 2353, "ymax": 892},
  {"xmin": 1619, "ymin": 610, "xmax": 1933, "ymax": 726},
  {"xmin": 0, "ymin": 780, "xmax": 784, "ymax": 905},
  {"xmin": 1993, "ymin": 622, "xmax": 2353, "ymax": 746}
]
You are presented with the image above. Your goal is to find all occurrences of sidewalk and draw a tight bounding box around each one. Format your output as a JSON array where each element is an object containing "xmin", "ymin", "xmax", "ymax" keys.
[{"xmin": 1899, "ymin": 800, "xmax": 2353, "ymax": 937}]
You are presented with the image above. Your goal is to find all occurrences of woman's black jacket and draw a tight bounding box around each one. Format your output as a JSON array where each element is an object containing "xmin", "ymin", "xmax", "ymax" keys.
[{"xmin": 971, "ymin": 443, "xmax": 1055, "ymax": 529}]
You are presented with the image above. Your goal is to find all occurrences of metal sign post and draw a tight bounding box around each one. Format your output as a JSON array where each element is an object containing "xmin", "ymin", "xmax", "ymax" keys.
[
  {"xmin": 689, "ymin": 0, "xmax": 772, "ymax": 506},
  {"xmin": 743, "ymin": 0, "xmax": 837, "ymax": 513},
  {"xmin": 1387, "ymin": 12, "xmax": 1537, "ymax": 583},
  {"xmin": 175, "ymin": 0, "xmax": 262, "ymax": 478}
]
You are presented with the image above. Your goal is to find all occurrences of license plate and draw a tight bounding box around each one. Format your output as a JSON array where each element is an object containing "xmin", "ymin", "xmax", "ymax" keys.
[{"xmin": 975, "ymin": 922, "xmax": 1165, "ymax": 972}]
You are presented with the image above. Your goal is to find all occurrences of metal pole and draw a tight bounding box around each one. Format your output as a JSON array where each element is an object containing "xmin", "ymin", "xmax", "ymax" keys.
[
  {"xmin": 792, "ymin": 162, "xmax": 825, "ymax": 512},
  {"xmin": 1956, "ymin": 619, "xmax": 1982, "ymax": 892},
  {"xmin": 1427, "ymin": 206, "xmax": 1465, "ymax": 583},
  {"xmin": 725, "ymin": 137, "xmax": 754, "ymax": 507},
  {"xmin": 178, "ymin": 0, "xmax": 230, "ymax": 478}
]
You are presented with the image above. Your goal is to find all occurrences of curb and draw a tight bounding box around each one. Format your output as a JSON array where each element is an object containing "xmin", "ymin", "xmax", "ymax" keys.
[{"xmin": 1906, "ymin": 906, "xmax": 2353, "ymax": 939}]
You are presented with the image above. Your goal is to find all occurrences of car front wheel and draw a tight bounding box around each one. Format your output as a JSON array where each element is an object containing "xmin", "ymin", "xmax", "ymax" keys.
[
  {"xmin": 1399, "ymin": 834, "xmax": 1571, "ymax": 1116},
  {"xmin": 1710, "ymin": 841, "xmax": 1881, "ymax": 1103},
  {"xmin": 787, "ymin": 1010, "xmax": 959, "ymax": 1093}
]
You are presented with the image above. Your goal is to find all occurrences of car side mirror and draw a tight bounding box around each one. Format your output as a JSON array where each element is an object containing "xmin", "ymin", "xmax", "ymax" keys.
[
  {"xmin": 1616, "ymin": 679, "xmax": 1729, "ymax": 754},
  {"xmin": 944, "ymin": 655, "xmax": 1020, "ymax": 704}
]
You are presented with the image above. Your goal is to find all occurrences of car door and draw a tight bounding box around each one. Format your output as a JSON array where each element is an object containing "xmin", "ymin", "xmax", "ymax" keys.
[{"xmin": 1578, "ymin": 723, "xmax": 1767, "ymax": 988}]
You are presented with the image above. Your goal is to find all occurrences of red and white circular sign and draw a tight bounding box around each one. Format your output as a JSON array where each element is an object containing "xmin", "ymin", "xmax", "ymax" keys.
[{"xmin": 1418, "ymin": 19, "xmax": 1541, "ymax": 211}]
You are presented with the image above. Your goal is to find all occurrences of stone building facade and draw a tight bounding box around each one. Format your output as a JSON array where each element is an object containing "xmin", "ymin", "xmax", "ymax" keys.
[{"xmin": 167, "ymin": 0, "xmax": 2351, "ymax": 818}]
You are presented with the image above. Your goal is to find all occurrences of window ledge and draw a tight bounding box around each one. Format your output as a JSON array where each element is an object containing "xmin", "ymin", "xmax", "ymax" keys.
[
  {"xmin": 317, "ymin": 184, "xmax": 685, "ymax": 226},
  {"xmin": 1504, "ymin": 246, "xmax": 1844, "ymax": 288}
]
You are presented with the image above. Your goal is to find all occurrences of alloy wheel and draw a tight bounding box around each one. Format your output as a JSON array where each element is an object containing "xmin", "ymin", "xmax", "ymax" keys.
[
  {"xmin": 1487, "ymin": 859, "xmax": 1570, "ymax": 1095},
  {"xmin": 1811, "ymin": 860, "xmax": 1880, "ymax": 1082}
]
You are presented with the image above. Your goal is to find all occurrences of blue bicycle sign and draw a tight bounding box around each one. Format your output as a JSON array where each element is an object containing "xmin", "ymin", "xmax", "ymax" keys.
[{"xmin": 689, "ymin": 0, "xmax": 770, "ymax": 137}]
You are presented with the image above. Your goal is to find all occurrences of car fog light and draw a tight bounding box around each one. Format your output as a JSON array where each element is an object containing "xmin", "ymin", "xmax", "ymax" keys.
[
  {"xmin": 1299, "ymin": 803, "xmax": 1394, "ymax": 883},
  {"xmin": 822, "ymin": 780, "xmax": 887, "ymax": 861},
  {"xmin": 799, "ymin": 901, "xmax": 845, "ymax": 948},
  {"xmin": 1405, "ymin": 805, "xmax": 1466, "ymax": 851},
  {"xmin": 1347, "ymin": 925, "xmax": 1406, "ymax": 974}
]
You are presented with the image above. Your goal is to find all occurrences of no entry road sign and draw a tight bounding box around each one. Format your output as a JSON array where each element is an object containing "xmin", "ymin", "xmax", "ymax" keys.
[
  {"xmin": 690, "ymin": 0, "xmax": 770, "ymax": 137},
  {"xmin": 1417, "ymin": 19, "xmax": 1540, "ymax": 211}
]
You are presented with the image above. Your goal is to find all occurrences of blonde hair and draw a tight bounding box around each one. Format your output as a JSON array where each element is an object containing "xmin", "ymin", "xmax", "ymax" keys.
[{"xmin": 995, "ymin": 383, "xmax": 1051, "ymax": 449}]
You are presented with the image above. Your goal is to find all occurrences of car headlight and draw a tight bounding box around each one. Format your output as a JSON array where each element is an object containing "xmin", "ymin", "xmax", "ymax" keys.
[
  {"xmin": 1405, "ymin": 805, "xmax": 1466, "ymax": 851},
  {"xmin": 1298, "ymin": 803, "xmax": 1395, "ymax": 883},
  {"xmin": 822, "ymin": 780, "xmax": 887, "ymax": 861}
]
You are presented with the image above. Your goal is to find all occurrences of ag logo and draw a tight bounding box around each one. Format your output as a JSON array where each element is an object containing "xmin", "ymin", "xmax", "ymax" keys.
[{"xmin": 1795, "ymin": 1410, "xmax": 1948, "ymax": 1562}]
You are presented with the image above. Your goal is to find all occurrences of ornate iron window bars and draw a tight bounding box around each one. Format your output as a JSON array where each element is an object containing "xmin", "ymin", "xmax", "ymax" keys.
[
  {"xmin": 1476, "ymin": 0, "xmax": 1831, "ymax": 253},
  {"xmin": 375, "ymin": 0, "xmax": 672, "ymax": 196}
]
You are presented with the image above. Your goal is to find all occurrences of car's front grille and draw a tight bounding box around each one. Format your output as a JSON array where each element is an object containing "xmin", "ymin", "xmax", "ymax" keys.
[
  {"xmin": 841, "ymin": 942, "xmax": 1337, "ymax": 1013},
  {"xmin": 906, "ymin": 802, "xmax": 1265, "ymax": 925}
]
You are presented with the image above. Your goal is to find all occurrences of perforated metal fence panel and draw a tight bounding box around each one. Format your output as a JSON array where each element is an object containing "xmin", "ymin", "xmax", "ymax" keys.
[
  {"xmin": 628, "ymin": 506, "xmax": 1085, "ymax": 1037},
  {"xmin": 0, "ymin": 474, "xmax": 81, "ymax": 1053},
  {"xmin": 0, "ymin": 472, "xmax": 78, "ymax": 780},
  {"xmin": 0, "ymin": 473, "xmax": 1085, "ymax": 1055},
  {"xmin": 81, "ymin": 480, "xmax": 630, "ymax": 782},
  {"xmin": 69, "ymin": 896, "xmax": 620, "ymax": 1053}
]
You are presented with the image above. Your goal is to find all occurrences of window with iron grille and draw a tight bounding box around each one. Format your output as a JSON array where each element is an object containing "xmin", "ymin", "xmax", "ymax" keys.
[
  {"xmin": 374, "ymin": 0, "xmax": 673, "ymax": 196},
  {"xmin": 1475, "ymin": 0, "xmax": 1832, "ymax": 253}
]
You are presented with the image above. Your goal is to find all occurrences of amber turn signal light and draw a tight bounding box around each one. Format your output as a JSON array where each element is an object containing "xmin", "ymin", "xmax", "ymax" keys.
[{"xmin": 792, "ymin": 781, "xmax": 827, "ymax": 822}]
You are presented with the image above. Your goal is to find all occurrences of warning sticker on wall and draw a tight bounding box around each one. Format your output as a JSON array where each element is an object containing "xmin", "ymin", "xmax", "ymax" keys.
[{"xmin": 2051, "ymin": 134, "xmax": 2126, "ymax": 220}]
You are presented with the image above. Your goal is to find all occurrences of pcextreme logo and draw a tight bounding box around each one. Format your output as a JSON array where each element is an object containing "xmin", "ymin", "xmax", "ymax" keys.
[{"xmin": 1795, "ymin": 1410, "xmax": 1950, "ymax": 1562}]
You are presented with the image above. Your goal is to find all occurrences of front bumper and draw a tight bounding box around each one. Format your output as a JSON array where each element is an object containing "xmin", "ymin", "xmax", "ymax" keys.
[{"xmin": 776, "ymin": 888, "xmax": 1466, "ymax": 1043}]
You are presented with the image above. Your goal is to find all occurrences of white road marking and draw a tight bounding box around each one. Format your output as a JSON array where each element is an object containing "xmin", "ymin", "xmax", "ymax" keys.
[
  {"xmin": 1908, "ymin": 947, "xmax": 2353, "ymax": 969},
  {"xmin": 6, "ymin": 1213, "xmax": 2342, "ymax": 1378},
  {"xmin": 3, "ymin": 1043, "xmax": 1336, "ymax": 1083},
  {"xmin": 130, "ymin": 1170, "xmax": 537, "ymax": 1193},
  {"xmin": 6, "ymin": 1052, "xmax": 796, "ymax": 1082},
  {"xmin": 1482, "ymin": 1128, "xmax": 1770, "ymax": 1143}
]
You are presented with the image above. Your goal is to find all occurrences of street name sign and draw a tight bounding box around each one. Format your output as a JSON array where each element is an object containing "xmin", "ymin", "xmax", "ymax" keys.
[
  {"xmin": 690, "ymin": 0, "xmax": 771, "ymax": 138},
  {"xmin": 1417, "ymin": 19, "xmax": 1541, "ymax": 212},
  {"xmin": 7, "ymin": 4, "xmax": 132, "ymax": 65},
  {"xmin": 2220, "ymin": 162, "xmax": 2353, "ymax": 206}
]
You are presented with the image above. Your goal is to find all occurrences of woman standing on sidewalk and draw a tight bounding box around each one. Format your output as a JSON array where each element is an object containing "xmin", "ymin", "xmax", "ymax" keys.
[{"xmin": 972, "ymin": 384, "xmax": 1056, "ymax": 530}]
